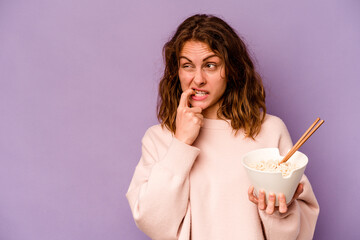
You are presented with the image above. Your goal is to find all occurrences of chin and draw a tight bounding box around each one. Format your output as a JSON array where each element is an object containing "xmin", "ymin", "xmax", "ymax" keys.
[{"xmin": 190, "ymin": 102, "xmax": 207, "ymax": 109}]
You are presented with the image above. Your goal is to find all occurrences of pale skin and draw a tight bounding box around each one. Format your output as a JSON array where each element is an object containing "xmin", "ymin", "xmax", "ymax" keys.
[{"xmin": 175, "ymin": 40, "xmax": 303, "ymax": 215}]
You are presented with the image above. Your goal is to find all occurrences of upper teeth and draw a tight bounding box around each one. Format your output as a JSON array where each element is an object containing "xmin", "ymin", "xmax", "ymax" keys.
[{"xmin": 195, "ymin": 90, "xmax": 207, "ymax": 96}]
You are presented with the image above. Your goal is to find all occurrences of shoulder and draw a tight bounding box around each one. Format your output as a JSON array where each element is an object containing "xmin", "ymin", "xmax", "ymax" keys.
[
  {"xmin": 261, "ymin": 114, "xmax": 293, "ymax": 153},
  {"xmin": 145, "ymin": 124, "xmax": 173, "ymax": 138},
  {"xmin": 141, "ymin": 124, "xmax": 177, "ymax": 161},
  {"xmin": 143, "ymin": 124, "xmax": 174, "ymax": 145},
  {"xmin": 262, "ymin": 114, "xmax": 288, "ymax": 131},
  {"xmin": 257, "ymin": 113, "xmax": 290, "ymax": 142}
]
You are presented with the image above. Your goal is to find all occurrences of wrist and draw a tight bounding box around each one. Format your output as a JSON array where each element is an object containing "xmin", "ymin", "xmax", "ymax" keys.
[{"xmin": 174, "ymin": 133, "xmax": 193, "ymax": 145}]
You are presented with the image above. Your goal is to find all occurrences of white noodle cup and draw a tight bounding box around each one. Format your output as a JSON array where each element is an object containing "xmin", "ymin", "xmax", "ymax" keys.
[{"xmin": 242, "ymin": 148, "xmax": 308, "ymax": 206}]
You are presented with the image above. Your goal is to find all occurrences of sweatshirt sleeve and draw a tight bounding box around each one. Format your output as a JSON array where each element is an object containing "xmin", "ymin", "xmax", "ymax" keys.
[
  {"xmin": 126, "ymin": 127, "xmax": 200, "ymax": 240},
  {"xmin": 259, "ymin": 118, "xmax": 320, "ymax": 240}
]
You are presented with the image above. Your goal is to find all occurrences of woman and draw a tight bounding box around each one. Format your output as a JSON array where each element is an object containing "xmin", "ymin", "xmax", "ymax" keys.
[{"xmin": 126, "ymin": 14, "xmax": 319, "ymax": 239}]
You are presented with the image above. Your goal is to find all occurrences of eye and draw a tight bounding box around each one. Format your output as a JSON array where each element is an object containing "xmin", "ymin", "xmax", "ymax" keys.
[
  {"xmin": 181, "ymin": 63, "xmax": 192, "ymax": 69},
  {"xmin": 206, "ymin": 63, "xmax": 217, "ymax": 69}
]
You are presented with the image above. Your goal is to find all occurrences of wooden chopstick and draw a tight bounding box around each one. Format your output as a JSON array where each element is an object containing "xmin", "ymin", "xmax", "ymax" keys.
[
  {"xmin": 292, "ymin": 117, "xmax": 320, "ymax": 151},
  {"xmin": 279, "ymin": 118, "xmax": 324, "ymax": 164}
]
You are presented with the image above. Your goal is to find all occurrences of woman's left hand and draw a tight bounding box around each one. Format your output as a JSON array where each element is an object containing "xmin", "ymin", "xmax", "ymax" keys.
[{"xmin": 247, "ymin": 183, "xmax": 304, "ymax": 214}]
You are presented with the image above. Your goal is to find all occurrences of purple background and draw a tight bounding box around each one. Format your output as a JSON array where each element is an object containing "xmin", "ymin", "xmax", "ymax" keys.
[{"xmin": 0, "ymin": 0, "xmax": 359, "ymax": 239}]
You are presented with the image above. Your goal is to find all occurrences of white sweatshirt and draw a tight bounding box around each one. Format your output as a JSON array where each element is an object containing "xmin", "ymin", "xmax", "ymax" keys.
[{"xmin": 126, "ymin": 114, "xmax": 319, "ymax": 239}]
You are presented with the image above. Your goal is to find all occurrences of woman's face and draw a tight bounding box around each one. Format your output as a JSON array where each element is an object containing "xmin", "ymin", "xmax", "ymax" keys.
[{"xmin": 178, "ymin": 40, "xmax": 227, "ymax": 119}]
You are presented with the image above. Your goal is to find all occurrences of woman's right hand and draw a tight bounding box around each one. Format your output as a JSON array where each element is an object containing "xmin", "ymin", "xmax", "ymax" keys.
[
  {"xmin": 175, "ymin": 89, "xmax": 203, "ymax": 145},
  {"xmin": 248, "ymin": 184, "xmax": 304, "ymax": 215}
]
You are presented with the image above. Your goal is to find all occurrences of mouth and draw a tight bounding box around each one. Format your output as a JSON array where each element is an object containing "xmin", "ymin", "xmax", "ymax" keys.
[
  {"xmin": 193, "ymin": 89, "xmax": 208, "ymax": 96},
  {"xmin": 191, "ymin": 89, "xmax": 209, "ymax": 101}
]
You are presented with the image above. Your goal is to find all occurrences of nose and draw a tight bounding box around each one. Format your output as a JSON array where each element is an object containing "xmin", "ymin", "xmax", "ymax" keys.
[{"xmin": 193, "ymin": 68, "xmax": 206, "ymax": 86}]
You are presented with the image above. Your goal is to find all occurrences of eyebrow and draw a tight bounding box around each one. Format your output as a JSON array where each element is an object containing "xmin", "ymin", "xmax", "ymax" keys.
[{"xmin": 179, "ymin": 54, "xmax": 219, "ymax": 63}]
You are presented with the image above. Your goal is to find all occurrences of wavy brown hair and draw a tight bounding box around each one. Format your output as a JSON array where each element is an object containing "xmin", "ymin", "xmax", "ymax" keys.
[{"xmin": 157, "ymin": 14, "xmax": 266, "ymax": 138}]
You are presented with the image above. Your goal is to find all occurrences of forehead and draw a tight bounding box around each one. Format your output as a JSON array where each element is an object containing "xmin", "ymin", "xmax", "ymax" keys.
[{"xmin": 180, "ymin": 40, "xmax": 215, "ymax": 57}]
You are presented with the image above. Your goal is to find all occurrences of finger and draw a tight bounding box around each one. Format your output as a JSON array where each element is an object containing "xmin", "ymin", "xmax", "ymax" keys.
[
  {"xmin": 248, "ymin": 186, "xmax": 258, "ymax": 204},
  {"xmin": 185, "ymin": 111, "xmax": 202, "ymax": 119},
  {"xmin": 188, "ymin": 106, "xmax": 202, "ymax": 113},
  {"xmin": 194, "ymin": 113, "xmax": 204, "ymax": 119},
  {"xmin": 278, "ymin": 193, "xmax": 288, "ymax": 213},
  {"xmin": 192, "ymin": 116, "xmax": 203, "ymax": 126},
  {"xmin": 293, "ymin": 183, "xmax": 304, "ymax": 200},
  {"xmin": 179, "ymin": 89, "xmax": 195, "ymax": 108},
  {"xmin": 193, "ymin": 113, "xmax": 203, "ymax": 126},
  {"xmin": 266, "ymin": 193, "xmax": 276, "ymax": 215},
  {"xmin": 258, "ymin": 190, "xmax": 266, "ymax": 210}
]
